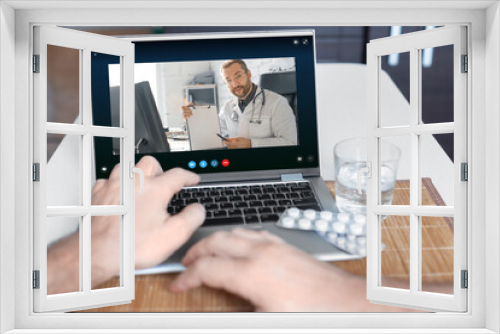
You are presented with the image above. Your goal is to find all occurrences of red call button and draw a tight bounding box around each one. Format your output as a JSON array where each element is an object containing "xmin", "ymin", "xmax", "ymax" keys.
[{"xmin": 221, "ymin": 159, "xmax": 230, "ymax": 167}]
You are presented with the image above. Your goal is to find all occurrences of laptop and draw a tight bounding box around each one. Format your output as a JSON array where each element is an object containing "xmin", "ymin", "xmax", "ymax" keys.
[{"xmin": 91, "ymin": 30, "xmax": 359, "ymax": 274}]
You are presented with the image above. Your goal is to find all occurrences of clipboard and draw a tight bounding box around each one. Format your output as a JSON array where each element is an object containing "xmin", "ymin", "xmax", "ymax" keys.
[{"xmin": 186, "ymin": 105, "xmax": 225, "ymax": 151}]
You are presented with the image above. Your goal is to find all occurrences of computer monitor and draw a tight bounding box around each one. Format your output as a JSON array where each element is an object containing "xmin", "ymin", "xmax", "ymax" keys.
[
  {"xmin": 91, "ymin": 31, "xmax": 318, "ymax": 179},
  {"xmin": 109, "ymin": 81, "xmax": 170, "ymax": 154}
]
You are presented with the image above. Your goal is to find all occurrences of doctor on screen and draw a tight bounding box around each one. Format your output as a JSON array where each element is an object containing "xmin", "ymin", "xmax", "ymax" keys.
[{"xmin": 182, "ymin": 59, "xmax": 298, "ymax": 149}]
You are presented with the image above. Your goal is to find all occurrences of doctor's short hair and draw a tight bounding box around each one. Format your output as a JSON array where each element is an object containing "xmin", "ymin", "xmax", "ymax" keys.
[{"xmin": 220, "ymin": 59, "xmax": 249, "ymax": 74}]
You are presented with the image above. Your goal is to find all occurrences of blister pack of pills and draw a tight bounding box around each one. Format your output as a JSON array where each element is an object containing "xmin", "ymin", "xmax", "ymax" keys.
[{"xmin": 276, "ymin": 208, "xmax": 367, "ymax": 257}]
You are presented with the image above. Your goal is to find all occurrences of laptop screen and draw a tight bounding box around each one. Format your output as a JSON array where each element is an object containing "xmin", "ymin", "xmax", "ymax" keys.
[{"xmin": 91, "ymin": 31, "xmax": 319, "ymax": 178}]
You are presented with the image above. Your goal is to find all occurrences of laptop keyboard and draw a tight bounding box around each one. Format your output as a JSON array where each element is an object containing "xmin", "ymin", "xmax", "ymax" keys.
[{"xmin": 167, "ymin": 181, "xmax": 321, "ymax": 227}]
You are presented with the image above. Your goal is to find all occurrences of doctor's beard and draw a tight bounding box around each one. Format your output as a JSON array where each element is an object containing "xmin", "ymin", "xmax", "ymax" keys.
[{"xmin": 231, "ymin": 83, "xmax": 252, "ymax": 100}]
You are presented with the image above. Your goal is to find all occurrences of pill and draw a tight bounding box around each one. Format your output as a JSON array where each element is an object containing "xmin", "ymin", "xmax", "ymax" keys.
[
  {"xmin": 327, "ymin": 232, "xmax": 338, "ymax": 242},
  {"xmin": 346, "ymin": 242, "xmax": 357, "ymax": 252},
  {"xmin": 320, "ymin": 211, "xmax": 333, "ymax": 220},
  {"xmin": 282, "ymin": 217, "xmax": 295, "ymax": 228},
  {"xmin": 349, "ymin": 223, "xmax": 364, "ymax": 236},
  {"xmin": 332, "ymin": 222, "xmax": 347, "ymax": 234},
  {"xmin": 304, "ymin": 209, "xmax": 316, "ymax": 220},
  {"xmin": 315, "ymin": 219, "xmax": 329, "ymax": 231},
  {"xmin": 354, "ymin": 214, "xmax": 366, "ymax": 225},
  {"xmin": 298, "ymin": 218, "xmax": 312, "ymax": 229},
  {"xmin": 337, "ymin": 236, "xmax": 346, "ymax": 245},
  {"xmin": 356, "ymin": 236, "xmax": 367, "ymax": 245},
  {"xmin": 287, "ymin": 207, "xmax": 300, "ymax": 219},
  {"xmin": 338, "ymin": 212, "xmax": 350, "ymax": 222},
  {"xmin": 347, "ymin": 234, "xmax": 357, "ymax": 242}
]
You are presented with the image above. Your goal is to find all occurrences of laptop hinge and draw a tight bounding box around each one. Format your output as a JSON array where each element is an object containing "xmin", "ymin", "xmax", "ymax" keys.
[{"xmin": 280, "ymin": 173, "xmax": 304, "ymax": 182}]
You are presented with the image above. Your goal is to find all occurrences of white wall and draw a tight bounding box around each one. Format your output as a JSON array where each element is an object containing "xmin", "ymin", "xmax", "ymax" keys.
[
  {"xmin": 0, "ymin": 2, "xmax": 16, "ymax": 333},
  {"xmin": 157, "ymin": 61, "xmax": 210, "ymax": 128}
]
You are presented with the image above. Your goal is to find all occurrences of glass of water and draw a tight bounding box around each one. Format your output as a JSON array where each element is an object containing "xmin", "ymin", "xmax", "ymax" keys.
[{"xmin": 334, "ymin": 137, "xmax": 401, "ymax": 214}]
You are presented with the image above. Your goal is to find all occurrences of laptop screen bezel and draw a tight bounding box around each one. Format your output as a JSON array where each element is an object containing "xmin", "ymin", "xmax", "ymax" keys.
[{"xmin": 91, "ymin": 30, "xmax": 320, "ymax": 179}]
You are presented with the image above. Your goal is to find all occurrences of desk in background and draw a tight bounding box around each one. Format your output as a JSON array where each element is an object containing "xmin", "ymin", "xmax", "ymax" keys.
[{"xmin": 166, "ymin": 130, "xmax": 190, "ymax": 151}]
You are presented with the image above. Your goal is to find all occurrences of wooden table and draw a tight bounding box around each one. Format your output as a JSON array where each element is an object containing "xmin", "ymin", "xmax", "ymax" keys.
[{"xmin": 81, "ymin": 179, "xmax": 454, "ymax": 312}]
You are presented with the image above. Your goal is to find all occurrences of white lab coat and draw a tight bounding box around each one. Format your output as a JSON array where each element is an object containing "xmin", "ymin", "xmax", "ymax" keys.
[{"xmin": 219, "ymin": 86, "xmax": 298, "ymax": 148}]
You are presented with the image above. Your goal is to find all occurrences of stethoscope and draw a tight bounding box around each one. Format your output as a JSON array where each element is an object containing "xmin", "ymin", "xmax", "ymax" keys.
[{"xmin": 230, "ymin": 86, "xmax": 266, "ymax": 125}]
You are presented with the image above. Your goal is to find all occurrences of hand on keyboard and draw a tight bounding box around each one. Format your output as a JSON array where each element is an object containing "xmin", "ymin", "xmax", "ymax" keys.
[
  {"xmin": 130, "ymin": 157, "xmax": 206, "ymax": 270},
  {"xmin": 91, "ymin": 156, "xmax": 207, "ymax": 271},
  {"xmin": 169, "ymin": 228, "xmax": 431, "ymax": 312},
  {"xmin": 169, "ymin": 228, "xmax": 361, "ymax": 312},
  {"xmin": 48, "ymin": 156, "xmax": 206, "ymax": 294}
]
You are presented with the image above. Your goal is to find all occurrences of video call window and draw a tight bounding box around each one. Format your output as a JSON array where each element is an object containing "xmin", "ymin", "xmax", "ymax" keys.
[{"xmin": 108, "ymin": 57, "xmax": 298, "ymax": 154}]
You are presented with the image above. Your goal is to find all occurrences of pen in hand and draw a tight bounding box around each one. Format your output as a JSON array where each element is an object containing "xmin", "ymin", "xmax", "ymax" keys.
[{"xmin": 216, "ymin": 133, "xmax": 228, "ymax": 141}]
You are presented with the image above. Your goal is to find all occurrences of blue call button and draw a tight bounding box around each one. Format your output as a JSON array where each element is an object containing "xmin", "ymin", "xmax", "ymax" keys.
[
  {"xmin": 210, "ymin": 160, "xmax": 218, "ymax": 167},
  {"xmin": 199, "ymin": 160, "xmax": 208, "ymax": 168},
  {"xmin": 188, "ymin": 161, "xmax": 196, "ymax": 169}
]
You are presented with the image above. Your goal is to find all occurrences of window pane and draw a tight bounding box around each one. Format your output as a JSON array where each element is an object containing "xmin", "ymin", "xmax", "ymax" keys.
[
  {"xmin": 421, "ymin": 216, "xmax": 454, "ymax": 295},
  {"xmin": 380, "ymin": 215, "xmax": 410, "ymax": 290},
  {"xmin": 421, "ymin": 45, "xmax": 454, "ymax": 125},
  {"xmin": 421, "ymin": 133, "xmax": 454, "ymax": 206},
  {"xmin": 92, "ymin": 215, "xmax": 121, "ymax": 290},
  {"xmin": 47, "ymin": 133, "xmax": 64, "ymax": 162},
  {"xmin": 379, "ymin": 137, "xmax": 405, "ymax": 206},
  {"xmin": 91, "ymin": 52, "xmax": 121, "ymax": 128},
  {"xmin": 92, "ymin": 137, "xmax": 121, "ymax": 205},
  {"xmin": 47, "ymin": 44, "xmax": 80, "ymax": 124},
  {"xmin": 46, "ymin": 134, "xmax": 82, "ymax": 206},
  {"xmin": 47, "ymin": 216, "xmax": 81, "ymax": 295},
  {"xmin": 380, "ymin": 52, "xmax": 410, "ymax": 128}
]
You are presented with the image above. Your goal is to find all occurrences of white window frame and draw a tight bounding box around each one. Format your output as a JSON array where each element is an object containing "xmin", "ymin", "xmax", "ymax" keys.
[
  {"xmin": 0, "ymin": 1, "xmax": 498, "ymax": 333},
  {"xmin": 32, "ymin": 25, "xmax": 136, "ymax": 313},
  {"xmin": 366, "ymin": 26, "xmax": 468, "ymax": 312}
]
